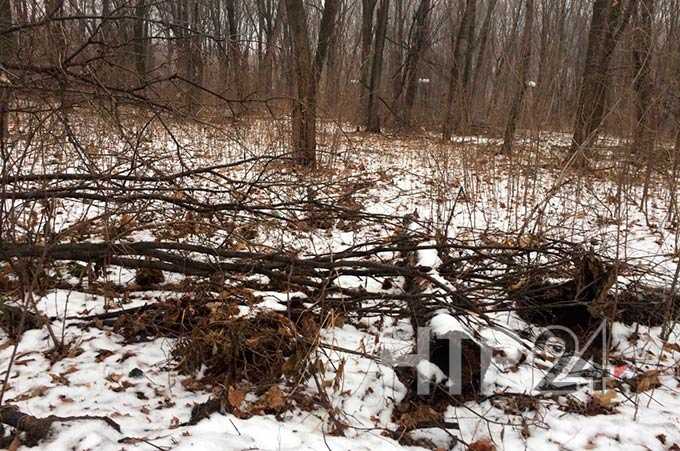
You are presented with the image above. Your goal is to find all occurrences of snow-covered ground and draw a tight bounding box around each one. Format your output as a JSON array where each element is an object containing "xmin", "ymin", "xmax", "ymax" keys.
[{"xmin": 2, "ymin": 123, "xmax": 680, "ymax": 450}]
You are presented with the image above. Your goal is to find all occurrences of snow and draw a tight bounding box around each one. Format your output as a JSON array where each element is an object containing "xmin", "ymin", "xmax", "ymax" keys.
[{"xmin": 2, "ymin": 126, "xmax": 680, "ymax": 450}]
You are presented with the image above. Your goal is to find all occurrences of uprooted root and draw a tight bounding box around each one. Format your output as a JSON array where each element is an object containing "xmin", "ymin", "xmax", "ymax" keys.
[
  {"xmin": 508, "ymin": 252, "xmax": 616, "ymax": 331},
  {"xmin": 506, "ymin": 250, "xmax": 680, "ymax": 330}
]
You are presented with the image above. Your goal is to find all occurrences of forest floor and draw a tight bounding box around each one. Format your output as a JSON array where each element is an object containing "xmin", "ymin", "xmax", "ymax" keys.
[{"xmin": 1, "ymin": 121, "xmax": 680, "ymax": 450}]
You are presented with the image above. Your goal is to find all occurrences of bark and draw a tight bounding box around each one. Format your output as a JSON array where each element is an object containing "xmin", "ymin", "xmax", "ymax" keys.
[
  {"xmin": 286, "ymin": 0, "xmax": 314, "ymax": 148},
  {"xmin": 257, "ymin": 0, "xmax": 283, "ymax": 95},
  {"xmin": 175, "ymin": 0, "xmax": 204, "ymax": 114},
  {"xmin": 400, "ymin": 0, "xmax": 430, "ymax": 127},
  {"xmin": 631, "ymin": 0, "xmax": 656, "ymax": 156},
  {"xmin": 100, "ymin": 0, "xmax": 111, "ymax": 39},
  {"xmin": 47, "ymin": 0, "xmax": 68, "ymax": 109},
  {"xmin": 359, "ymin": 0, "xmax": 377, "ymax": 123},
  {"xmin": 570, "ymin": 0, "xmax": 638, "ymax": 164},
  {"xmin": 442, "ymin": 0, "xmax": 477, "ymax": 140},
  {"xmin": 324, "ymin": 3, "xmax": 343, "ymax": 109},
  {"xmin": 390, "ymin": 0, "xmax": 405, "ymax": 110},
  {"xmin": 0, "ymin": 0, "xmax": 15, "ymax": 139},
  {"xmin": 314, "ymin": 0, "xmax": 339, "ymax": 83},
  {"xmin": 459, "ymin": 0, "xmax": 477, "ymax": 132},
  {"xmin": 226, "ymin": 0, "xmax": 242, "ymax": 98},
  {"xmin": 0, "ymin": 405, "xmax": 120, "ymax": 447},
  {"xmin": 487, "ymin": 2, "xmax": 522, "ymax": 120},
  {"xmin": 501, "ymin": 0, "xmax": 534, "ymax": 155},
  {"xmin": 188, "ymin": 0, "xmax": 204, "ymax": 112},
  {"xmin": 285, "ymin": 0, "xmax": 339, "ymax": 166},
  {"xmin": 133, "ymin": 0, "xmax": 148, "ymax": 81},
  {"xmin": 471, "ymin": 0, "xmax": 497, "ymax": 125},
  {"xmin": 366, "ymin": 0, "xmax": 390, "ymax": 132}
]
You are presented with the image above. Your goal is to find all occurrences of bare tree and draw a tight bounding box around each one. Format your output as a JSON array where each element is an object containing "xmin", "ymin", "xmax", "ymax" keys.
[
  {"xmin": 398, "ymin": 0, "xmax": 430, "ymax": 127},
  {"xmin": 442, "ymin": 0, "xmax": 477, "ymax": 140},
  {"xmin": 471, "ymin": 0, "xmax": 498, "ymax": 126},
  {"xmin": 389, "ymin": 0, "xmax": 405, "ymax": 110},
  {"xmin": 226, "ymin": 0, "xmax": 242, "ymax": 99},
  {"xmin": 366, "ymin": 0, "xmax": 390, "ymax": 132},
  {"xmin": 570, "ymin": 0, "xmax": 637, "ymax": 164},
  {"xmin": 285, "ymin": 0, "xmax": 339, "ymax": 166},
  {"xmin": 632, "ymin": 0, "xmax": 656, "ymax": 156},
  {"xmin": 359, "ymin": 0, "xmax": 377, "ymax": 123},
  {"xmin": 501, "ymin": 0, "xmax": 534, "ymax": 155},
  {"xmin": 255, "ymin": 0, "xmax": 283, "ymax": 95},
  {"xmin": 0, "ymin": 0, "xmax": 14, "ymax": 148},
  {"xmin": 133, "ymin": 0, "xmax": 149, "ymax": 82}
]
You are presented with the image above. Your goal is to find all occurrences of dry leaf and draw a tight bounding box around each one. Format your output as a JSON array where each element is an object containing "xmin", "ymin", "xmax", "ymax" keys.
[
  {"xmin": 61, "ymin": 365, "xmax": 79, "ymax": 375},
  {"xmin": 13, "ymin": 385, "xmax": 49, "ymax": 401},
  {"xmin": 260, "ymin": 385, "xmax": 286, "ymax": 411},
  {"xmin": 592, "ymin": 390, "xmax": 617, "ymax": 408},
  {"xmin": 227, "ymin": 386, "xmax": 246, "ymax": 408},
  {"xmin": 663, "ymin": 342, "xmax": 680, "ymax": 353},
  {"xmin": 398, "ymin": 405, "xmax": 440, "ymax": 429},
  {"xmin": 106, "ymin": 373, "xmax": 123, "ymax": 383},
  {"xmin": 96, "ymin": 349, "xmax": 115, "ymax": 362},
  {"xmin": 333, "ymin": 359, "xmax": 346, "ymax": 391},
  {"xmin": 631, "ymin": 370, "xmax": 662, "ymax": 393},
  {"xmin": 49, "ymin": 373, "xmax": 70, "ymax": 386},
  {"xmin": 468, "ymin": 438, "xmax": 496, "ymax": 451}
]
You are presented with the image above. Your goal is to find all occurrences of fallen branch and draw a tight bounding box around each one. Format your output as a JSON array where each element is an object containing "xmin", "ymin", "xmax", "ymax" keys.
[{"xmin": 0, "ymin": 404, "xmax": 120, "ymax": 447}]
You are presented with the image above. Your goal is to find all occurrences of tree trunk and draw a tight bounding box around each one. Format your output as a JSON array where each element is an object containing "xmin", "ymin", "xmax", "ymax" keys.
[
  {"xmin": 178, "ymin": 0, "xmax": 202, "ymax": 114},
  {"xmin": 133, "ymin": 0, "xmax": 148, "ymax": 82},
  {"xmin": 487, "ymin": 3, "xmax": 522, "ymax": 121},
  {"xmin": 47, "ymin": 0, "xmax": 68, "ymax": 109},
  {"xmin": 471, "ymin": 0, "xmax": 497, "ymax": 126},
  {"xmin": 570, "ymin": 0, "xmax": 637, "ymax": 165},
  {"xmin": 459, "ymin": 0, "xmax": 477, "ymax": 133},
  {"xmin": 442, "ymin": 0, "xmax": 476, "ymax": 140},
  {"xmin": 285, "ymin": 0, "xmax": 339, "ymax": 167},
  {"xmin": 257, "ymin": 0, "xmax": 283, "ymax": 96},
  {"xmin": 0, "ymin": 0, "xmax": 15, "ymax": 140},
  {"xmin": 225, "ymin": 0, "xmax": 242, "ymax": 99},
  {"xmin": 501, "ymin": 0, "xmax": 534, "ymax": 155},
  {"xmin": 390, "ymin": 0, "xmax": 404, "ymax": 112},
  {"xmin": 366, "ymin": 0, "xmax": 389, "ymax": 132},
  {"xmin": 359, "ymin": 0, "xmax": 377, "ymax": 125},
  {"xmin": 400, "ymin": 0, "xmax": 430, "ymax": 127},
  {"xmin": 631, "ymin": 0, "xmax": 655, "ymax": 156}
]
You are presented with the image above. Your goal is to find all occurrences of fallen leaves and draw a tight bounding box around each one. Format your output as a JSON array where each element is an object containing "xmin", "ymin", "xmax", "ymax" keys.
[
  {"xmin": 591, "ymin": 390, "xmax": 618, "ymax": 409},
  {"xmin": 255, "ymin": 385, "xmax": 286, "ymax": 412},
  {"xmin": 95, "ymin": 349, "xmax": 115, "ymax": 362},
  {"xmin": 227, "ymin": 386, "xmax": 246, "ymax": 410},
  {"xmin": 396, "ymin": 404, "xmax": 441, "ymax": 430},
  {"xmin": 468, "ymin": 438, "xmax": 496, "ymax": 451},
  {"xmin": 629, "ymin": 370, "xmax": 662, "ymax": 393},
  {"xmin": 49, "ymin": 373, "xmax": 70, "ymax": 386},
  {"xmin": 9, "ymin": 385, "xmax": 49, "ymax": 402}
]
